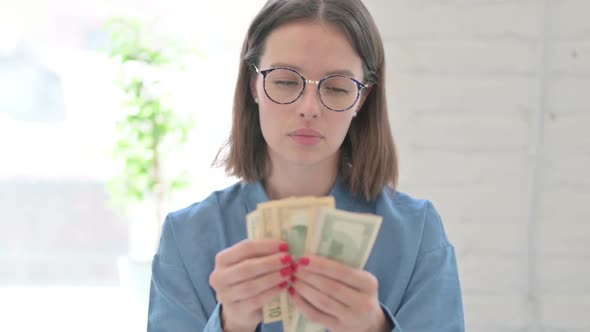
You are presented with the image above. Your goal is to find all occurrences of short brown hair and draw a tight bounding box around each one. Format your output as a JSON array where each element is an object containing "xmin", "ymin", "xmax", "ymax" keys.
[{"xmin": 214, "ymin": 0, "xmax": 398, "ymax": 201}]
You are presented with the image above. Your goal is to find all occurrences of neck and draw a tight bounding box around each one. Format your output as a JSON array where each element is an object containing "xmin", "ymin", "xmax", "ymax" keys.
[{"xmin": 263, "ymin": 152, "xmax": 340, "ymax": 200}]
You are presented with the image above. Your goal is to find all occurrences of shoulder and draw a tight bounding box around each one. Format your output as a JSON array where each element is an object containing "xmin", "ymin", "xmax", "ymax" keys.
[
  {"xmin": 154, "ymin": 182, "xmax": 249, "ymax": 289},
  {"xmin": 375, "ymin": 187, "xmax": 451, "ymax": 255},
  {"xmin": 159, "ymin": 181, "xmax": 247, "ymax": 259},
  {"xmin": 166, "ymin": 181, "xmax": 245, "ymax": 229}
]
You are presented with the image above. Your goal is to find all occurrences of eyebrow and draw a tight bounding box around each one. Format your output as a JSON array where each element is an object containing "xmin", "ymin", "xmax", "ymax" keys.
[{"xmin": 269, "ymin": 62, "xmax": 356, "ymax": 77}]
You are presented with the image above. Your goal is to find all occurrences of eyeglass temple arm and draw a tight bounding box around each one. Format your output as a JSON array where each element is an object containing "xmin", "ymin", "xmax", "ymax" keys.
[{"xmin": 252, "ymin": 64, "xmax": 261, "ymax": 73}]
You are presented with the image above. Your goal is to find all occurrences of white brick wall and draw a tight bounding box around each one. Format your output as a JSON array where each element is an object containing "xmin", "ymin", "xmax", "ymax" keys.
[{"xmin": 365, "ymin": 0, "xmax": 590, "ymax": 331}]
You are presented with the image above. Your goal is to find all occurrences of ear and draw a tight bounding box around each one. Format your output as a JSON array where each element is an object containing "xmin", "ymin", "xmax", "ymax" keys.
[
  {"xmin": 355, "ymin": 85, "xmax": 373, "ymax": 113},
  {"xmin": 249, "ymin": 73, "xmax": 258, "ymax": 101}
]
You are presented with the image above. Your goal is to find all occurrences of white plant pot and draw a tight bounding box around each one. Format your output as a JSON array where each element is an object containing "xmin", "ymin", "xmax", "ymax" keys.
[
  {"xmin": 118, "ymin": 198, "xmax": 164, "ymax": 328},
  {"xmin": 118, "ymin": 255, "xmax": 153, "ymax": 329}
]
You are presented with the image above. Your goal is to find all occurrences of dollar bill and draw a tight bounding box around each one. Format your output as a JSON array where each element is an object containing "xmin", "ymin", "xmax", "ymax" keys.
[
  {"xmin": 255, "ymin": 197, "xmax": 335, "ymax": 326},
  {"xmin": 272, "ymin": 197, "xmax": 335, "ymax": 332},
  {"xmin": 276, "ymin": 197, "xmax": 335, "ymax": 260},
  {"xmin": 246, "ymin": 210, "xmax": 259, "ymax": 240},
  {"xmin": 290, "ymin": 207, "xmax": 382, "ymax": 332},
  {"xmin": 256, "ymin": 203, "xmax": 283, "ymax": 323}
]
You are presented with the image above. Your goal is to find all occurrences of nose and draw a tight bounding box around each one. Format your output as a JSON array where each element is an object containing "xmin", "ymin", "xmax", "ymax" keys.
[{"xmin": 296, "ymin": 82, "xmax": 322, "ymax": 119}]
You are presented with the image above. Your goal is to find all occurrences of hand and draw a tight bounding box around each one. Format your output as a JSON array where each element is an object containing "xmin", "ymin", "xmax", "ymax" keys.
[
  {"xmin": 209, "ymin": 239, "xmax": 295, "ymax": 332},
  {"xmin": 289, "ymin": 255, "xmax": 391, "ymax": 332}
]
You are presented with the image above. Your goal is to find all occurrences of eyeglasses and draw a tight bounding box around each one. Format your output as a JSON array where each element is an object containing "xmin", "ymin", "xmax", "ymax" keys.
[{"xmin": 252, "ymin": 64, "xmax": 370, "ymax": 112}]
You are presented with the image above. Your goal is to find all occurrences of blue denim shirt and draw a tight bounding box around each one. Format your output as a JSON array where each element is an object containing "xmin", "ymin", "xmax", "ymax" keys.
[{"xmin": 148, "ymin": 177, "xmax": 465, "ymax": 331}]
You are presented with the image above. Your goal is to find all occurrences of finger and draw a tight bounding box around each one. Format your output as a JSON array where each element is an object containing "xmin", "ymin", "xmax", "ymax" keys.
[
  {"xmin": 294, "ymin": 267, "xmax": 362, "ymax": 308},
  {"xmin": 291, "ymin": 277, "xmax": 349, "ymax": 319},
  {"xmin": 289, "ymin": 287, "xmax": 339, "ymax": 331},
  {"xmin": 215, "ymin": 239, "xmax": 288, "ymax": 267},
  {"xmin": 232, "ymin": 281, "xmax": 287, "ymax": 313},
  {"xmin": 296, "ymin": 255, "xmax": 378, "ymax": 294},
  {"xmin": 217, "ymin": 266, "xmax": 291, "ymax": 303},
  {"xmin": 216, "ymin": 252, "xmax": 293, "ymax": 287}
]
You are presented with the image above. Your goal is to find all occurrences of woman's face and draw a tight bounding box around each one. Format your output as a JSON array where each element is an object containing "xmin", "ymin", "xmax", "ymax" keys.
[{"xmin": 251, "ymin": 21, "xmax": 367, "ymax": 169}]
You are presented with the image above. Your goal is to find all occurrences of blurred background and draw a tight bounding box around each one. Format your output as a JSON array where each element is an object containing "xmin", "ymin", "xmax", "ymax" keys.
[{"xmin": 0, "ymin": 0, "xmax": 588, "ymax": 331}]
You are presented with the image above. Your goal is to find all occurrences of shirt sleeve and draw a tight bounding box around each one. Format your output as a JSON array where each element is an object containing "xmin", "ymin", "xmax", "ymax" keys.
[
  {"xmin": 147, "ymin": 214, "xmax": 222, "ymax": 332},
  {"xmin": 382, "ymin": 202, "xmax": 465, "ymax": 332}
]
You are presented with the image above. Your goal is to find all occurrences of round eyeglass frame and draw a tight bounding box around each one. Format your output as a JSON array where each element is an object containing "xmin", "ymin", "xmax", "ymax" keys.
[{"xmin": 252, "ymin": 64, "xmax": 370, "ymax": 112}]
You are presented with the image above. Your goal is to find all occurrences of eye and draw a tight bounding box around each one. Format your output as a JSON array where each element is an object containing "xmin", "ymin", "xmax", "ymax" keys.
[
  {"xmin": 273, "ymin": 80, "xmax": 300, "ymax": 86},
  {"xmin": 324, "ymin": 87, "xmax": 350, "ymax": 95}
]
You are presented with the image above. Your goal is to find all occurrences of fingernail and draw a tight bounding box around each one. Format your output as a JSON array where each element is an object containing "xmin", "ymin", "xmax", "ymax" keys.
[
  {"xmin": 279, "ymin": 243, "xmax": 289, "ymax": 252},
  {"xmin": 290, "ymin": 275, "xmax": 297, "ymax": 283},
  {"xmin": 280, "ymin": 266, "xmax": 294, "ymax": 277},
  {"xmin": 288, "ymin": 287, "xmax": 295, "ymax": 296},
  {"xmin": 279, "ymin": 281, "xmax": 288, "ymax": 289},
  {"xmin": 280, "ymin": 254, "xmax": 293, "ymax": 265},
  {"xmin": 298, "ymin": 257, "xmax": 310, "ymax": 266},
  {"xmin": 291, "ymin": 263, "xmax": 298, "ymax": 272}
]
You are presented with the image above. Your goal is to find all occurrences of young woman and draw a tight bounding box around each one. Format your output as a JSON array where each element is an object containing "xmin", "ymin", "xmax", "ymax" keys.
[{"xmin": 148, "ymin": 1, "xmax": 465, "ymax": 331}]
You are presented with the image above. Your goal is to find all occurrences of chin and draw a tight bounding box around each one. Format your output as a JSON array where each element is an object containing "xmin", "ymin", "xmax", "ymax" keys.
[{"xmin": 284, "ymin": 150, "xmax": 334, "ymax": 167}]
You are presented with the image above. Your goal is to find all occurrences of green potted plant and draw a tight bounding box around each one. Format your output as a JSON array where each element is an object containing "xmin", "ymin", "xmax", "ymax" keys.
[{"xmin": 103, "ymin": 17, "xmax": 195, "ymax": 317}]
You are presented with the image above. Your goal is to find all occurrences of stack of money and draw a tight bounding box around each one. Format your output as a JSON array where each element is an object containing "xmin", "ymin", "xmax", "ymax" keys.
[{"xmin": 246, "ymin": 196, "xmax": 383, "ymax": 332}]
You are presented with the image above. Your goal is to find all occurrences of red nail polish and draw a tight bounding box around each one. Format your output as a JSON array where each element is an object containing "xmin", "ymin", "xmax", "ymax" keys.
[
  {"xmin": 291, "ymin": 263, "xmax": 298, "ymax": 272},
  {"xmin": 288, "ymin": 287, "xmax": 295, "ymax": 296},
  {"xmin": 298, "ymin": 257, "xmax": 310, "ymax": 266},
  {"xmin": 280, "ymin": 254, "xmax": 293, "ymax": 265},
  {"xmin": 279, "ymin": 281, "xmax": 288, "ymax": 289},
  {"xmin": 279, "ymin": 243, "xmax": 289, "ymax": 252},
  {"xmin": 280, "ymin": 266, "xmax": 294, "ymax": 277},
  {"xmin": 290, "ymin": 275, "xmax": 297, "ymax": 283}
]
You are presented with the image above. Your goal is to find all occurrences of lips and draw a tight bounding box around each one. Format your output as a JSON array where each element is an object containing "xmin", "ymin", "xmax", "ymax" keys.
[
  {"xmin": 288, "ymin": 128, "xmax": 324, "ymax": 138},
  {"xmin": 288, "ymin": 128, "xmax": 324, "ymax": 146}
]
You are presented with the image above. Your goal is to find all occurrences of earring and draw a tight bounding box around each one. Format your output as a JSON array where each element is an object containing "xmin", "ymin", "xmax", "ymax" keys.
[
  {"xmin": 254, "ymin": 97, "xmax": 259, "ymax": 104},
  {"xmin": 352, "ymin": 112, "xmax": 357, "ymax": 118}
]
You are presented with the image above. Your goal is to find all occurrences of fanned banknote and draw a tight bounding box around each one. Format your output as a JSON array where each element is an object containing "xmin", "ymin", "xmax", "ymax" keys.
[
  {"xmin": 272, "ymin": 197, "xmax": 335, "ymax": 331},
  {"xmin": 290, "ymin": 207, "xmax": 382, "ymax": 332},
  {"xmin": 256, "ymin": 202, "xmax": 283, "ymax": 323},
  {"xmin": 245, "ymin": 196, "xmax": 382, "ymax": 332}
]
